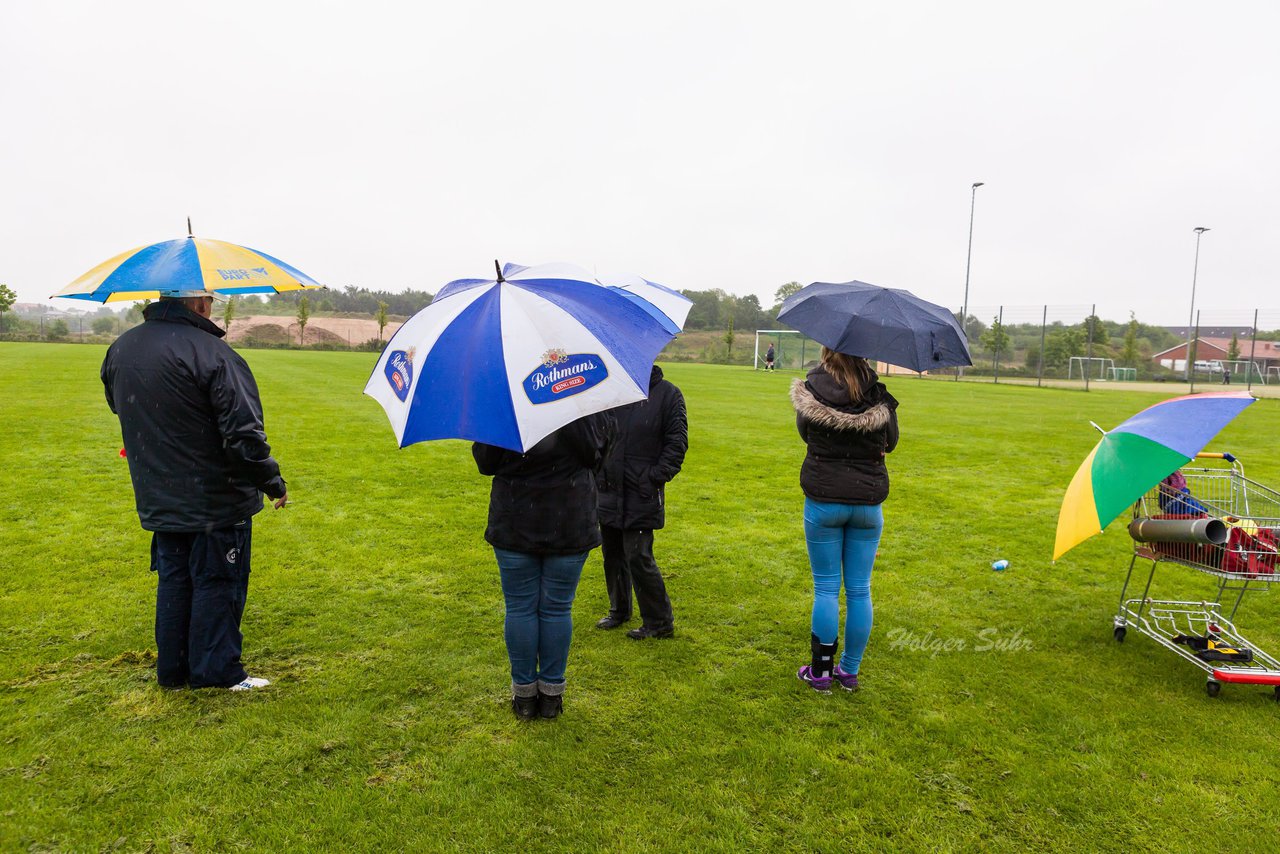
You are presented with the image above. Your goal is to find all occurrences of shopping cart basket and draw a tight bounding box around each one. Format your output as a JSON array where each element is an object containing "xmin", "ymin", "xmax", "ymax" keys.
[{"xmin": 1114, "ymin": 452, "xmax": 1280, "ymax": 698}]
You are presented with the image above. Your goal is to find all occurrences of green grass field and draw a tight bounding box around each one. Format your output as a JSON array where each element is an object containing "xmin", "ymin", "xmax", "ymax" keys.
[{"xmin": 3, "ymin": 343, "xmax": 1280, "ymax": 852}]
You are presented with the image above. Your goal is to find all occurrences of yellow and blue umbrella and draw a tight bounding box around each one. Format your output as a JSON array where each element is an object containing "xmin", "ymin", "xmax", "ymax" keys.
[
  {"xmin": 1053, "ymin": 390, "xmax": 1255, "ymax": 560},
  {"xmin": 54, "ymin": 224, "xmax": 323, "ymax": 303}
]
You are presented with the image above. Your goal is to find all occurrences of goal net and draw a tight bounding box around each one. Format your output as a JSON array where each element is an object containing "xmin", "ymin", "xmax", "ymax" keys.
[
  {"xmin": 1068, "ymin": 357, "xmax": 1114, "ymax": 380},
  {"xmin": 754, "ymin": 330, "xmax": 819, "ymax": 371},
  {"xmin": 1107, "ymin": 366, "xmax": 1137, "ymax": 381}
]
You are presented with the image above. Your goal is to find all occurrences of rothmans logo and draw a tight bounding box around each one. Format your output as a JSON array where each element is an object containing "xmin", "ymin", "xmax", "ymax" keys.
[
  {"xmin": 523, "ymin": 352, "xmax": 607, "ymax": 404},
  {"xmin": 384, "ymin": 347, "xmax": 416, "ymax": 402}
]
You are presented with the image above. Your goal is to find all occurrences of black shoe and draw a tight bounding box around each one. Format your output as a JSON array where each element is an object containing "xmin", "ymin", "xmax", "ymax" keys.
[
  {"xmin": 627, "ymin": 625, "xmax": 674, "ymax": 640},
  {"xmin": 538, "ymin": 692, "xmax": 563, "ymax": 719},
  {"xmin": 596, "ymin": 615, "xmax": 629, "ymax": 629},
  {"xmin": 512, "ymin": 694, "xmax": 539, "ymax": 721}
]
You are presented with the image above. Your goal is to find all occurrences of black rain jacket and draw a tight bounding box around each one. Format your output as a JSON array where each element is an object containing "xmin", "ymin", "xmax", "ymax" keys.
[
  {"xmin": 791, "ymin": 364, "xmax": 899, "ymax": 505},
  {"xmin": 597, "ymin": 365, "xmax": 688, "ymax": 530},
  {"xmin": 101, "ymin": 301, "xmax": 287, "ymax": 532},
  {"xmin": 473, "ymin": 412, "xmax": 616, "ymax": 555}
]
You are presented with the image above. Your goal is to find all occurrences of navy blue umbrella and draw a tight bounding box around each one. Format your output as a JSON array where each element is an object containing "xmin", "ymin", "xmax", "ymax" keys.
[{"xmin": 777, "ymin": 280, "xmax": 972, "ymax": 373}]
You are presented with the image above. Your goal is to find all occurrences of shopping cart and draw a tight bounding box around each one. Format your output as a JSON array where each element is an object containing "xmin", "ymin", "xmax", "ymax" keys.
[{"xmin": 1114, "ymin": 452, "xmax": 1280, "ymax": 698}]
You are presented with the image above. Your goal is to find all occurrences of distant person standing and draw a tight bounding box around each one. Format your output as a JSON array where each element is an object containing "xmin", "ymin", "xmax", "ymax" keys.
[
  {"xmin": 1223, "ymin": 367, "xmax": 1232, "ymax": 385},
  {"xmin": 101, "ymin": 293, "xmax": 288, "ymax": 692},
  {"xmin": 764, "ymin": 342, "xmax": 777, "ymax": 371},
  {"xmin": 474, "ymin": 413, "xmax": 615, "ymax": 720},
  {"xmin": 596, "ymin": 365, "xmax": 688, "ymax": 639},
  {"xmin": 790, "ymin": 347, "xmax": 898, "ymax": 693}
]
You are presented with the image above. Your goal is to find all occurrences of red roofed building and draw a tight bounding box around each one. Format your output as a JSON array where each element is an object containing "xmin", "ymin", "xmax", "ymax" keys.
[{"xmin": 1154, "ymin": 337, "xmax": 1280, "ymax": 378}]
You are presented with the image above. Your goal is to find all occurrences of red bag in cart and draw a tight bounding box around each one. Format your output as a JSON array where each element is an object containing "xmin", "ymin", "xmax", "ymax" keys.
[
  {"xmin": 1221, "ymin": 527, "xmax": 1279, "ymax": 576},
  {"xmin": 1251, "ymin": 529, "xmax": 1279, "ymax": 576}
]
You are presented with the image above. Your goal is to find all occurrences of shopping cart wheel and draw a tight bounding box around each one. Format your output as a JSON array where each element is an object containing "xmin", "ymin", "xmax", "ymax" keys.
[
  {"xmin": 1206, "ymin": 680, "xmax": 1221, "ymax": 698},
  {"xmin": 1113, "ymin": 626, "xmax": 1126, "ymax": 643}
]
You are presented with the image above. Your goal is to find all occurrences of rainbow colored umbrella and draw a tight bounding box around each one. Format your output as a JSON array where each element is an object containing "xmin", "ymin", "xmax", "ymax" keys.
[
  {"xmin": 1053, "ymin": 391, "xmax": 1255, "ymax": 559},
  {"xmin": 53, "ymin": 222, "xmax": 323, "ymax": 303}
]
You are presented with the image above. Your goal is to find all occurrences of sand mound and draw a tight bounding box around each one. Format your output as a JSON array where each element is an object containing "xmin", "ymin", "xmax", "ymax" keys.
[{"xmin": 226, "ymin": 315, "xmax": 403, "ymax": 347}]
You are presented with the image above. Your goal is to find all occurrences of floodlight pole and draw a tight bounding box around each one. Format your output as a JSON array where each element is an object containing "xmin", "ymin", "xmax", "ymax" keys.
[
  {"xmin": 1184, "ymin": 227, "xmax": 1210, "ymax": 382},
  {"xmin": 957, "ymin": 181, "xmax": 984, "ymax": 381}
]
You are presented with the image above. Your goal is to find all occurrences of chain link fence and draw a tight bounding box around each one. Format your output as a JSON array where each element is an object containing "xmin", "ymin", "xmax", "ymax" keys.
[{"xmin": 931, "ymin": 304, "xmax": 1280, "ymax": 395}]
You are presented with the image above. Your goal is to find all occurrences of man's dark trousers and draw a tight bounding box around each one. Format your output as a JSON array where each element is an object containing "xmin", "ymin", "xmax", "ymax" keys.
[
  {"xmin": 601, "ymin": 525, "xmax": 673, "ymax": 630},
  {"xmin": 151, "ymin": 520, "xmax": 252, "ymax": 688}
]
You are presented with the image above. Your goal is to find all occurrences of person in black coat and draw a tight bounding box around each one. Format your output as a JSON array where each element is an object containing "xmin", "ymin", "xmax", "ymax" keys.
[
  {"xmin": 101, "ymin": 295, "xmax": 288, "ymax": 691},
  {"xmin": 790, "ymin": 347, "xmax": 898, "ymax": 693},
  {"xmin": 473, "ymin": 412, "xmax": 615, "ymax": 720},
  {"xmin": 595, "ymin": 365, "xmax": 688, "ymax": 639}
]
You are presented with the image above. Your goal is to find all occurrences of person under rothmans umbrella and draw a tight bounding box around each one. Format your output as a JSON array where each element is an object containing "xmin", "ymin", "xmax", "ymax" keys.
[
  {"xmin": 473, "ymin": 412, "xmax": 616, "ymax": 721},
  {"xmin": 594, "ymin": 363, "xmax": 688, "ymax": 639}
]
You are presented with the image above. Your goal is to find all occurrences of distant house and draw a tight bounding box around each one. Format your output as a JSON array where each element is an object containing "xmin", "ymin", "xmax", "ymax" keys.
[{"xmin": 1153, "ymin": 336, "xmax": 1280, "ymax": 376}]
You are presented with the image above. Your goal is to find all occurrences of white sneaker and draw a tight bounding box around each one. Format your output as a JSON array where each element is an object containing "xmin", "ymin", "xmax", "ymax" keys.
[{"xmin": 228, "ymin": 676, "xmax": 270, "ymax": 691}]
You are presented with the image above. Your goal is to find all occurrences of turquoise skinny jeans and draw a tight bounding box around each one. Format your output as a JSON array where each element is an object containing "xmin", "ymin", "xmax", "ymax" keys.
[{"xmin": 803, "ymin": 498, "xmax": 883, "ymax": 674}]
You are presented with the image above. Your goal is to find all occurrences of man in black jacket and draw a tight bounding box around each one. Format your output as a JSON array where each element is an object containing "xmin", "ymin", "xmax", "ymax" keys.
[
  {"xmin": 596, "ymin": 364, "xmax": 688, "ymax": 639},
  {"xmin": 101, "ymin": 294, "xmax": 288, "ymax": 690}
]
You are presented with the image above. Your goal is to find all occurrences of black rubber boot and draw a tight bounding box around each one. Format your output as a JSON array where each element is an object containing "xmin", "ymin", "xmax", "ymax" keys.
[{"xmin": 810, "ymin": 633, "xmax": 838, "ymax": 680}]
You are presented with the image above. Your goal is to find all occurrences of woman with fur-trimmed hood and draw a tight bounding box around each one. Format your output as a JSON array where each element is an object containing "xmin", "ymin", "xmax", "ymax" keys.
[{"xmin": 790, "ymin": 347, "xmax": 899, "ymax": 693}]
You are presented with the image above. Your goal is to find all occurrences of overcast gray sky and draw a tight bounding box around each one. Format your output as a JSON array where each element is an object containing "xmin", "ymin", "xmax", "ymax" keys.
[{"xmin": 3, "ymin": 0, "xmax": 1277, "ymax": 325}]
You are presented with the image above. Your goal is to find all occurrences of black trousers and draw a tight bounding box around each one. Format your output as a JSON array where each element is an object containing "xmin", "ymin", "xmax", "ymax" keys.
[
  {"xmin": 601, "ymin": 525, "xmax": 673, "ymax": 629},
  {"xmin": 151, "ymin": 520, "xmax": 252, "ymax": 688}
]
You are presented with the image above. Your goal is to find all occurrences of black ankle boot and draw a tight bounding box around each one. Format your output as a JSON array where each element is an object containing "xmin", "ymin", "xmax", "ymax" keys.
[
  {"xmin": 810, "ymin": 633, "xmax": 838, "ymax": 680},
  {"xmin": 512, "ymin": 683, "xmax": 539, "ymax": 720},
  {"xmin": 538, "ymin": 692, "xmax": 562, "ymax": 719}
]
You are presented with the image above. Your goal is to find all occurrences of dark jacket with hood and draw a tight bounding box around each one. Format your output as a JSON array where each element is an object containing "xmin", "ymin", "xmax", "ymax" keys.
[
  {"xmin": 473, "ymin": 412, "xmax": 616, "ymax": 555},
  {"xmin": 791, "ymin": 364, "xmax": 899, "ymax": 505},
  {"xmin": 597, "ymin": 365, "xmax": 688, "ymax": 531},
  {"xmin": 100, "ymin": 300, "xmax": 287, "ymax": 532}
]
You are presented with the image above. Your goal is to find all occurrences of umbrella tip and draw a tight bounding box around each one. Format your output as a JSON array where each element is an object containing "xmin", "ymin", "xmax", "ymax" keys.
[
  {"xmin": 1089, "ymin": 420, "xmax": 1106, "ymax": 435},
  {"xmin": 187, "ymin": 217, "xmax": 193, "ymax": 238},
  {"xmin": 494, "ymin": 259, "xmax": 505, "ymax": 283}
]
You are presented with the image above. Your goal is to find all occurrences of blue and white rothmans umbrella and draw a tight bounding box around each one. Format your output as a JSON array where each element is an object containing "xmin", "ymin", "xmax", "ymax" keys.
[{"xmin": 364, "ymin": 262, "xmax": 678, "ymax": 453}]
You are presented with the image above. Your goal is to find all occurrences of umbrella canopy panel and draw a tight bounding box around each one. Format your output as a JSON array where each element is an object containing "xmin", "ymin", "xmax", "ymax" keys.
[
  {"xmin": 595, "ymin": 272, "xmax": 692, "ymax": 334},
  {"xmin": 54, "ymin": 237, "xmax": 323, "ymax": 302}
]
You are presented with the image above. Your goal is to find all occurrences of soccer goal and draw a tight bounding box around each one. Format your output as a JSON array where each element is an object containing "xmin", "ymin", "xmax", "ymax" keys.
[
  {"xmin": 1068, "ymin": 357, "xmax": 1114, "ymax": 380},
  {"xmin": 754, "ymin": 329, "xmax": 815, "ymax": 371},
  {"xmin": 1107, "ymin": 366, "xmax": 1137, "ymax": 381},
  {"xmin": 1218, "ymin": 360, "xmax": 1266, "ymax": 385},
  {"xmin": 1268, "ymin": 366, "xmax": 1280, "ymax": 384}
]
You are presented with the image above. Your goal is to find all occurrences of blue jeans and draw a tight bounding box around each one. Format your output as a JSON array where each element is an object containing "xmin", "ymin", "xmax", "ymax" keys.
[
  {"xmin": 494, "ymin": 548, "xmax": 588, "ymax": 687},
  {"xmin": 803, "ymin": 499, "xmax": 883, "ymax": 675}
]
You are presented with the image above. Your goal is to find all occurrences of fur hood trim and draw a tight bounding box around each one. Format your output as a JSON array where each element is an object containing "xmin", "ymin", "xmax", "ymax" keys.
[{"xmin": 790, "ymin": 379, "xmax": 890, "ymax": 433}]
